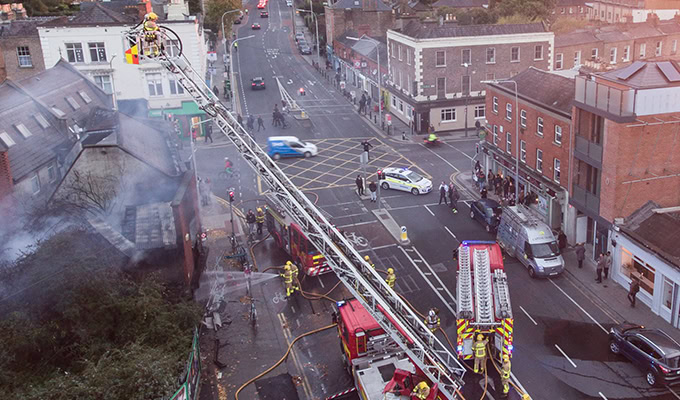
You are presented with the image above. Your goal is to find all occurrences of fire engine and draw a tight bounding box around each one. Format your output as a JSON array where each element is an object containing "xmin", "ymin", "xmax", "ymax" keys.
[
  {"xmin": 455, "ymin": 241, "xmax": 514, "ymax": 364},
  {"xmin": 264, "ymin": 194, "xmax": 331, "ymax": 276},
  {"xmin": 335, "ymin": 299, "xmax": 445, "ymax": 400}
]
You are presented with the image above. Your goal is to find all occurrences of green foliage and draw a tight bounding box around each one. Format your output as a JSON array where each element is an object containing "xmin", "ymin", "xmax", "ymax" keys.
[
  {"xmin": 205, "ymin": 0, "xmax": 242, "ymax": 34},
  {"xmin": 497, "ymin": 13, "xmax": 537, "ymax": 24},
  {"xmin": 434, "ymin": 0, "xmax": 554, "ymax": 24},
  {"xmin": 494, "ymin": 0, "xmax": 554, "ymax": 21},
  {"xmin": 550, "ymin": 16, "xmax": 592, "ymax": 33},
  {"xmin": 0, "ymin": 232, "xmax": 202, "ymax": 399}
]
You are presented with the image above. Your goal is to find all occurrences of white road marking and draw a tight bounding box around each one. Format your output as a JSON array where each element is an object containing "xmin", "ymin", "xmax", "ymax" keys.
[
  {"xmin": 291, "ymin": 305, "xmax": 296, "ymax": 313},
  {"xmin": 318, "ymin": 274, "xmax": 325, "ymax": 289},
  {"xmin": 358, "ymin": 243, "xmax": 397, "ymax": 252},
  {"xmin": 598, "ymin": 392, "xmax": 608, "ymax": 400},
  {"xmin": 519, "ymin": 306, "xmax": 538, "ymax": 326},
  {"xmin": 554, "ymin": 344, "xmax": 577, "ymax": 368},
  {"xmin": 422, "ymin": 144, "xmax": 460, "ymax": 173},
  {"xmin": 399, "ymin": 246, "xmax": 457, "ymax": 317},
  {"xmin": 444, "ymin": 142, "xmax": 474, "ymax": 160},
  {"xmin": 667, "ymin": 386, "xmax": 680, "ymax": 400},
  {"xmin": 337, "ymin": 220, "xmax": 375, "ymax": 228},
  {"xmin": 424, "ymin": 205, "xmax": 435, "ymax": 216},
  {"xmin": 510, "ymin": 372, "xmax": 530, "ymax": 399},
  {"xmin": 444, "ymin": 226, "xmax": 457, "ymax": 239},
  {"xmin": 412, "ymin": 246, "xmax": 458, "ymax": 307},
  {"xmin": 549, "ymin": 278, "xmax": 608, "ymax": 334},
  {"xmin": 296, "ymin": 319, "xmax": 301, "ymax": 327}
]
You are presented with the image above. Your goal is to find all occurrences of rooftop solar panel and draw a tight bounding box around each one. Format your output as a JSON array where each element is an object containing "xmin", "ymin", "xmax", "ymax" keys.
[
  {"xmin": 616, "ymin": 61, "xmax": 645, "ymax": 80},
  {"xmin": 657, "ymin": 61, "xmax": 680, "ymax": 82}
]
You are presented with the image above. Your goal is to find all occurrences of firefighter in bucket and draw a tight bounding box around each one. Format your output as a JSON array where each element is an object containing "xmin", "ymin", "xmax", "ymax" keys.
[{"xmin": 143, "ymin": 12, "xmax": 161, "ymax": 57}]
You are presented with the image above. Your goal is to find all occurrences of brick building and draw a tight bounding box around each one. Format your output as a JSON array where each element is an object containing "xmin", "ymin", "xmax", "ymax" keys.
[
  {"xmin": 571, "ymin": 60, "xmax": 680, "ymax": 260},
  {"xmin": 332, "ymin": 31, "xmax": 388, "ymax": 102},
  {"xmin": 324, "ymin": 0, "xmax": 394, "ymax": 52},
  {"xmin": 553, "ymin": 0, "xmax": 590, "ymax": 18},
  {"xmin": 480, "ymin": 68, "xmax": 575, "ymax": 233},
  {"xmin": 0, "ymin": 18, "xmax": 53, "ymax": 82},
  {"xmin": 554, "ymin": 19, "xmax": 680, "ymax": 71},
  {"xmin": 588, "ymin": 0, "xmax": 680, "ymax": 23},
  {"xmin": 385, "ymin": 20, "xmax": 554, "ymax": 134}
]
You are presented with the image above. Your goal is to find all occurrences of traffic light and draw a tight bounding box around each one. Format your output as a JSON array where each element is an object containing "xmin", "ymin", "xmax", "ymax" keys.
[
  {"xmin": 377, "ymin": 170, "xmax": 385, "ymax": 180},
  {"xmin": 299, "ymin": 87, "xmax": 306, "ymax": 96},
  {"xmin": 229, "ymin": 191, "xmax": 235, "ymax": 202}
]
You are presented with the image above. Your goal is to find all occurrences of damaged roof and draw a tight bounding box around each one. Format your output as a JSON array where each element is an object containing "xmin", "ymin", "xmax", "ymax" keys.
[{"xmin": 621, "ymin": 201, "xmax": 680, "ymax": 268}]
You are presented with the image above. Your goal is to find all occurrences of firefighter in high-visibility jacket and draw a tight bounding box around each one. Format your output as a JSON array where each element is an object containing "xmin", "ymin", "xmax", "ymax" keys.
[
  {"xmin": 364, "ymin": 255, "xmax": 375, "ymax": 269},
  {"xmin": 385, "ymin": 268, "xmax": 396, "ymax": 288},
  {"xmin": 425, "ymin": 308, "xmax": 440, "ymax": 333},
  {"xmin": 255, "ymin": 207, "xmax": 265, "ymax": 234},
  {"xmin": 286, "ymin": 261, "xmax": 299, "ymax": 292},
  {"xmin": 501, "ymin": 354, "xmax": 511, "ymax": 396},
  {"xmin": 411, "ymin": 381, "xmax": 430, "ymax": 400},
  {"xmin": 142, "ymin": 12, "xmax": 160, "ymax": 56},
  {"xmin": 281, "ymin": 264, "xmax": 294, "ymax": 297},
  {"xmin": 473, "ymin": 334, "xmax": 489, "ymax": 373}
]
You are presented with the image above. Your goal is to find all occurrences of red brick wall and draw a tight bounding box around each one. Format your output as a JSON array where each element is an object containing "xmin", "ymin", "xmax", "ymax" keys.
[
  {"xmin": 600, "ymin": 113, "xmax": 680, "ymax": 221},
  {"xmin": 484, "ymin": 87, "xmax": 572, "ymax": 189},
  {"xmin": 0, "ymin": 35, "xmax": 46, "ymax": 81},
  {"xmin": 333, "ymin": 40, "xmax": 388, "ymax": 75},
  {"xmin": 325, "ymin": 7, "xmax": 394, "ymax": 42},
  {"xmin": 0, "ymin": 151, "xmax": 13, "ymax": 202},
  {"xmin": 172, "ymin": 171, "xmax": 201, "ymax": 287}
]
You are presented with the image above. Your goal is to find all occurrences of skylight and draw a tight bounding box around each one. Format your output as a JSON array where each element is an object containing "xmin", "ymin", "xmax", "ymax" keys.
[
  {"xmin": 66, "ymin": 96, "xmax": 80, "ymax": 110},
  {"xmin": 34, "ymin": 113, "xmax": 50, "ymax": 129},
  {"xmin": 0, "ymin": 132, "xmax": 16, "ymax": 147},
  {"xmin": 52, "ymin": 106, "xmax": 66, "ymax": 117},
  {"xmin": 14, "ymin": 123, "xmax": 32, "ymax": 138},
  {"xmin": 79, "ymin": 90, "xmax": 92, "ymax": 104}
]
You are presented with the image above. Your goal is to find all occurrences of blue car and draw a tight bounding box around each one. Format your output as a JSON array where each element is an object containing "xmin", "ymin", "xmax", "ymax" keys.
[
  {"xmin": 609, "ymin": 322, "xmax": 680, "ymax": 386},
  {"xmin": 469, "ymin": 198, "xmax": 502, "ymax": 233},
  {"xmin": 267, "ymin": 136, "xmax": 318, "ymax": 160}
]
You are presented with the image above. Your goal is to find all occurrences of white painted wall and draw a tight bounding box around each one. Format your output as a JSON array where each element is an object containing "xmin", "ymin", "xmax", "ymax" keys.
[
  {"xmin": 635, "ymin": 86, "xmax": 680, "ymax": 116},
  {"xmin": 631, "ymin": 9, "xmax": 680, "ymax": 23},
  {"xmin": 38, "ymin": 20, "xmax": 207, "ymax": 111}
]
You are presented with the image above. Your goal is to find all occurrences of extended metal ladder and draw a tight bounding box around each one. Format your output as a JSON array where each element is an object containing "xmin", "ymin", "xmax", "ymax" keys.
[
  {"xmin": 473, "ymin": 248, "xmax": 494, "ymax": 325},
  {"xmin": 493, "ymin": 270, "xmax": 513, "ymax": 319},
  {"xmin": 154, "ymin": 52, "xmax": 466, "ymax": 398},
  {"xmin": 456, "ymin": 246, "xmax": 473, "ymax": 320}
]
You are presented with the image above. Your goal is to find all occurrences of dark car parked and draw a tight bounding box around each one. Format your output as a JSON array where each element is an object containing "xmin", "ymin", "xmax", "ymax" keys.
[
  {"xmin": 609, "ymin": 322, "xmax": 680, "ymax": 386},
  {"xmin": 299, "ymin": 44, "xmax": 312, "ymax": 55},
  {"xmin": 469, "ymin": 199, "xmax": 502, "ymax": 232}
]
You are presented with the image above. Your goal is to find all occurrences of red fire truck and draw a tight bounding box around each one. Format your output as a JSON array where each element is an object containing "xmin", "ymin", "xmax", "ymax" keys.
[
  {"xmin": 265, "ymin": 195, "xmax": 331, "ymax": 276},
  {"xmin": 455, "ymin": 241, "xmax": 514, "ymax": 364},
  {"xmin": 334, "ymin": 299, "xmax": 446, "ymax": 400}
]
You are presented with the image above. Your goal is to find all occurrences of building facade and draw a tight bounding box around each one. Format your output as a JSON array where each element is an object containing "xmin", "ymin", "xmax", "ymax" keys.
[
  {"xmin": 481, "ymin": 68, "xmax": 575, "ymax": 234},
  {"xmin": 0, "ymin": 18, "xmax": 54, "ymax": 82},
  {"xmin": 324, "ymin": 0, "xmax": 394, "ymax": 44},
  {"xmin": 571, "ymin": 60, "xmax": 680, "ymax": 260},
  {"xmin": 37, "ymin": 1, "xmax": 207, "ymax": 130},
  {"xmin": 588, "ymin": 0, "xmax": 680, "ymax": 23},
  {"xmin": 386, "ymin": 20, "xmax": 554, "ymax": 134},
  {"xmin": 332, "ymin": 32, "xmax": 388, "ymax": 104}
]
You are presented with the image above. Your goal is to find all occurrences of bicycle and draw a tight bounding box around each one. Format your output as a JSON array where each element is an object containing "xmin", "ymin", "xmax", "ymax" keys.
[
  {"xmin": 343, "ymin": 231, "xmax": 369, "ymax": 248},
  {"xmin": 218, "ymin": 168, "xmax": 241, "ymax": 180}
]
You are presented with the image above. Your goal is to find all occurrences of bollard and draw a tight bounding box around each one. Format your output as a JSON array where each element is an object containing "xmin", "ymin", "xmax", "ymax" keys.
[
  {"xmin": 400, "ymin": 226, "xmax": 409, "ymax": 244},
  {"xmin": 301, "ymin": 110, "xmax": 306, "ymax": 119},
  {"xmin": 374, "ymin": 115, "xmax": 377, "ymax": 124}
]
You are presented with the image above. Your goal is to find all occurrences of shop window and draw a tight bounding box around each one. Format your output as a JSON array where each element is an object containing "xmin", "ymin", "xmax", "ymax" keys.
[
  {"xmin": 621, "ymin": 247, "xmax": 655, "ymax": 296},
  {"xmin": 663, "ymin": 277, "xmax": 674, "ymax": 310}
]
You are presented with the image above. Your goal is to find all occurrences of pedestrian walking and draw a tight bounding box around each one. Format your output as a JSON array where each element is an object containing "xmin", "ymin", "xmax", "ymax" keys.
[
  {"xmin": 628, "ymin": 274, "xmax": 641, "ymax": 307},
  {"xmin": 213, "ymin": 85, "xmax": 219, "ymax": 97},
  {"xmin": 366, "ymin": 95, "xmax": 372, "ymax": 113},
  {"xmin": 480, "ymin": 186, "xmax": 488, "ymax": 199},
  {"xmin": 487, "ymin": 169, "xmax": 495, "ymax": 188},
  {"xmin": 272, "ymin": 110, "xmax": 280, "ymax": 127},
  {"xmin": 476, "ymin": 170, "xmax": 486, "ymax": 191},
  {"xmin": 368, "ymin": 181, "xmax": 377, "ymax": 202},
  {"xmin": 604, "ymin": 250, "xmax": 612, "ymax": 280},
  {"xmin": 503, "ymin": 178, "xmax": 510, "ymax": 197},
  {"xmin": 205, "ymin": 124, "xmax": 213, "ymax": 143},
  {"xmin": 558, "ymin": 229, "xmax": 567, "ymax": 250},
  {"xmin": 596, "ymin": 253, "xmax": 605, "ymax": 283},
  {"xmin": 191, "ymin": 127, "xmax": 197, "ymax": 143},
  {"xmin": 257, "ymin": 116, "xmax": 265, "ymax": 131},
  {"xmin": 355, "ymin": 175, "xmax": 364, "ymax": 196},
  {"xmin": 246, "ymin": 209, "xmax": 256, "ymax": 237},
  {"xmin": 575, "ymin": 242, "xmax": 585, "ymax": 269},
  {"xmin": 359, "ymin": 94, "xmax": 366, "ymax": 114},
  {"xmin": 438, "ymin": 182, "xmax": 448, "ymax": 205},
  {"xmin": 360, "ymin": 140, "xmax": 373, "ymax": 160},
  {"xmin": 449, "ymin": 184, "xmax": 459, "ymax": 213}
]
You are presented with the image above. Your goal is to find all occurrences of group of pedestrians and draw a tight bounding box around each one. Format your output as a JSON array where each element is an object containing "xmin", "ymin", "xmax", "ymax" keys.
[
  {"xmin": 355, "ymin": 175, "xmax": 378, "ymax": 202},
  {"xmin": 437, "ymin": 182, "xmax": 460, "ymax": 213},
  {"xmin": 358, "ymin": 92, "xmax": 372, "ymax": 115},
  {"xmin": 272, "ymin": 104, "xmax": 288, "ymax": 128}
]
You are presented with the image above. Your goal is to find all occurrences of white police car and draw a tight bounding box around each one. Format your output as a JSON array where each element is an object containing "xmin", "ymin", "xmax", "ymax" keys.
[{"xmin": 379, "ymin": 167, "xmax": 432, "ymax": 195}]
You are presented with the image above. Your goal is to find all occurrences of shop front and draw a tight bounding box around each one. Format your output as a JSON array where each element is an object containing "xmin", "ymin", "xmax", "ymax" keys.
[
  {"xmin": 611, "ymin": 230, "xmax": 680, "ymax": 327},
  {"xmin": 480, "ymin": 142, "xmax": 566, "ymax": 230},
  {"xmin": 148, "ymin": 101, "xmax": 207, "ymax": 140}
]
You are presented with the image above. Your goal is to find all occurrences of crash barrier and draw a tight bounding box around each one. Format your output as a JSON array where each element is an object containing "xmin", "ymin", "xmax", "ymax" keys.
[{"xmin": 168, "ymin": 327, "xmax": 201, "ymax": 400}]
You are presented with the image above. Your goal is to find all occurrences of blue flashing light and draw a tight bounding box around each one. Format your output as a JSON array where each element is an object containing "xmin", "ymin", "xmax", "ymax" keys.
[
  {"xmin": 507, "ymin": 344, "xmax": 514, "ymax": 351},
  {"xmin": 337, "ymin": 300, "xmax": 346, "ymax": 308},
  {"xmin": 461, "ymin": 240, "xmax": 497, "ymax": 246},
  {"xmin": 457, "ymin": 345, "xmax": 463, "ymax": 352}
]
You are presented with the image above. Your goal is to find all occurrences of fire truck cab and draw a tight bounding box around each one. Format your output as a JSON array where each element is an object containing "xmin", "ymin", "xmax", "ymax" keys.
[
  {"xmin": 265, "ymin": 195, "xmax": 331, "ymax": 276},
  {"xmin": 456, "ymin": 241, "xmax": 514, "ymax": 364},
  {"xmin": 335, "ymin": 299, "xmax": 443, "ymax": 400}
]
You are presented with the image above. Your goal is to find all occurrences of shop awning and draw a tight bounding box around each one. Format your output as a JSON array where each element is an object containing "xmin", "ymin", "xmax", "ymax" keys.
[{"xmin": 148, "ymin": 101, "xmax": 206, "ymax": 118}]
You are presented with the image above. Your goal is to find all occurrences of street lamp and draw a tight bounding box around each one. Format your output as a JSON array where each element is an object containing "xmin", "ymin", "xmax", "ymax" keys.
[
  {"xmin": 346, "ymin": 35, "xmax": 382, "ymax": 128},
  {"xmin": 109, "ymin": 54, "xmax": 117, "ymax": 110},
  {"xmin": 295, "ymin": 9, "xmax": 321, "ymax": 67},
  {"xmin": 229, "ymin": 35, "xmax": 255, "ymax": 111},
  {"xmin": 462, "ymin": 62, "xmax": 471, "ymax": 137},
  {"xmin": 221, "ymin": 9, "xmax": 242, "ymax": 56},
  {"xmin": 481, "ymin": 79, "xmax": 519, "ymax": 200}
]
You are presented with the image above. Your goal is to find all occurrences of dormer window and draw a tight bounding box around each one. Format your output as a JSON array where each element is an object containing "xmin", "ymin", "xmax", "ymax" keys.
[{"xmin": 354, "ymin": 0, "xmax": 359, "ymax": 5}]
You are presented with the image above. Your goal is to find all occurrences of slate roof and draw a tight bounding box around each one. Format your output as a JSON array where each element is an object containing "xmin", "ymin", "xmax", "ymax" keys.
[
  {"xmin": 0, "ymin": 60, "xmax": 113, "ymax": 181},
  {"xmin": 432, "ymin": 0, "xmax": 488, "ymax": 8},
  {"xmin": 337, "ymin": 32, "xmax": 388, "ymax": 65},
  {"xmin": 408, "ymin": 0, "xmax": 432, "ymax": 11},
  {"xmin": 395, "ymin": 20, "xmax": 547, "ymax": 39},
  {"xmin": 331, "ymin": 0, "xmax": 392, "ymax": 11},
  {"xmin": 0, "ymin": 18, "xmax": 57, "ymax": 37},
  {"xmin": 621, "ymin": 201, "xmax": 680, "ymax": 268},
  {"xmin": 41, "ymin": 2, "xmax": 137, "ymax": 27},
  {"xmin": 555, "ymin": 0, "xmax": 587, "ymax": 6},
  {"xmin": 595, "ymin": 29, "xmax": 632, "ymax": 43},
  {"xmin": 626, "ymin": 23, "xmax": 664, "ymax": 39},
  {"xmin": 600, "ymin": 60, "xmax": 680, "ymax": 89},
  {"xmin": 493, "ymin": 67, "xmax": 575, "ymax": 115},
  {"xmin": 555, "ymin": 30, "xmax": 599, "ymax": 47},
  {"xmin": 657, "ymin": 21, "xmax": 680, "ymax": 34}
]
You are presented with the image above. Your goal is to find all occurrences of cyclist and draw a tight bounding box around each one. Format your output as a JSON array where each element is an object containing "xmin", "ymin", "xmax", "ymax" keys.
[
  {"xmin": 427, "ymin": 132, "xmax": 439, "ymax": 143},
  {"xmin": 224, "ymin": 157, "xmax": 234, "ymax": 175}
]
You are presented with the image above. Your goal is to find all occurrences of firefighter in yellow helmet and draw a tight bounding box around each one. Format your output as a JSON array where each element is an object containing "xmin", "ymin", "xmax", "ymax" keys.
[
  {"xmin": 385, "ymin": 268, "xmax": 396, "ymax": 288},
  {"xmin": 286, "ymin": 261, "xmax": 299, "ymax": 292},
  {"xmin": 425, "ymin": 308, "xmax": 440, "ymax": 333},
  {"xmin": 280, "ymin": 264, "xmax": 294, "ymax": 297},
  {"xmin": 411, "ymin": 380, "xmax": 431, "ymax": 400},
  {"xmin": 143, "ymin": 12, "xmax": 160, "ymax": 56},
  {"xmin": 473, "ymin": 333, "xmax": 489, "ymax": 373},
  {"xmin": 255, "ymin": 207, "xmax": 265, "ymax": 235},
  {"xmin": 364, "ymin": 255, "xmax": 375, "ymax": 269},
  {"xmin": 501, "ymin": 354, "xmax": 511, "ymax": 396}
]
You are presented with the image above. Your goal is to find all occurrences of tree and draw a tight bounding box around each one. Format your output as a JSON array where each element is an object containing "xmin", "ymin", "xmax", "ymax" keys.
[
  {"xmin": 53, "ymin": 169, "xmax": 121, "ymax": 215},
  {"xmin": 205, "ymin": 0, "xmax": 242, "ymax": 35},
  {"xmin": 494, "ymin": 0, "xmax": 555, "ymax": 21},
  {"xmin": 0, "ymin": 230, "xmax": 202, "ymax": 399}
]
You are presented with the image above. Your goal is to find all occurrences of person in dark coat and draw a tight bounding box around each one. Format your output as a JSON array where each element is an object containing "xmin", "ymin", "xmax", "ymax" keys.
[
  {"xmin": 481, "ymin": 187, "xmax": 488, "ymax": 199},
  {"xmin": 361, "ymin": 140, "xmax": 373, "ymax": 160},
  {"xmin": 368, "ymin": 181, "xmax": 377, "ymax": 202},
  {"xmin": 503, "ymin": 177, "xmax": 510, "ymax": 197},
  {"xmin": 628, "ymin": 275, "xmax": 641, "ymax": 307},
  {"xmin": 449, "ymin": 184, "xmax": 459, "ymax": 213},
  {"xmin": 557, "ymin": 230, "xmax": 567, "ymax": 250},
  {"xmin": 596, "ymin": 253, "xmax": 605, "ymax": 283},
  {"xmin": 205, "ymin": 124, "xmax": 213, "ymax": 143},
  {"xmin": 355, "ymin": 175, "xmax": 364, "ymax": 195},
  {"xmin": 438, "ymin": 182, "xmax": 448, "ymax": 205},
  {"xmin": 574, "ymin": 242, "xmax": 585, "ymax": 269},
  {"xmin": 213, "ymin": 85, "xmax": 219, "ymax": 97}
]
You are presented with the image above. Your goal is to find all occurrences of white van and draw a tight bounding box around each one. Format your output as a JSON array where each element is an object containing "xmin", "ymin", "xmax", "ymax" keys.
[{"xmin": 496, "ymin": 205, "xmax": 565, "ymax": 278}]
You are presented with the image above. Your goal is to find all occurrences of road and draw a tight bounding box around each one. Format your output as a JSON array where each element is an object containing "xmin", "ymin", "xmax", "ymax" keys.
[{"xmin": 196, "ymin": 0, "xmax": 680, "ymax": 399}]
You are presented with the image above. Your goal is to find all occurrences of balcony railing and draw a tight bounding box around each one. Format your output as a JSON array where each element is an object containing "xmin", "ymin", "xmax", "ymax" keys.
[
  {"xmin": 572, "ymin": 184, "xmax": 600, "ymax": 214},
  {"xmin": 575, "ymin": 76, "xmax": 635, "ymax": 118},
  {"xmin": 574, "ymin": 135, "xmax": 603, "ymax": 163}
]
